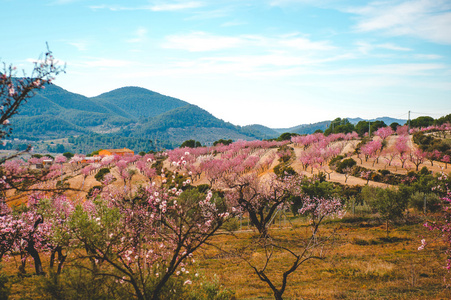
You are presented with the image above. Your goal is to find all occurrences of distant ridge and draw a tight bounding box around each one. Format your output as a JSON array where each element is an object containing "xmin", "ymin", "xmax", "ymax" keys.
[{"xmin": 9, "ymin": 83, "xmax": 409, "ymax": 152}]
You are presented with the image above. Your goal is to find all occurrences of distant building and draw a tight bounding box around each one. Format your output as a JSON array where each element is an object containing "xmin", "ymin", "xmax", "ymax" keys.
[
  {"xmin": 98, "ymin": 148, "xmax": 134, "ymax": 157},
  {"xmin": 80, "ymin": 156, "xmax": 102, "ymax": 164}
]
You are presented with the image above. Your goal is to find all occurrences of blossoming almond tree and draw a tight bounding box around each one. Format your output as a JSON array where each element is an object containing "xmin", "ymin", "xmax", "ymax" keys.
[
  {"xmin": 420, "ymin": 173, "xmax": 451, "ymax": 284},
  {"xmin": 1, "ymin": 48, "xmax": 65, "ymax": 200},
  {"xmin": 220, "ymin": 169, "xmax": 344, "ymax": 300},
  {"xmin": 62, "ymin": 178, "xmax": 234, "ymax": 300}
]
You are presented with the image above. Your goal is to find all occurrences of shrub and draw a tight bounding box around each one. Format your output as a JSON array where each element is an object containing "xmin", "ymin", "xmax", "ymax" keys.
[
  {"xmin": 95, "ymin": 168, "xmax": 110, "ymax": 182},
  {"xmin": 0, "ymin": 266, "xmax": 10, "ymax": 300},
  {"xmin": 379, "ymin": 169, "xmax": 390, "ymax": 176},
  {"xmin": 222, "ymin": 217, "xmax": 240, "ymax": 232},
  {"xmin": 336, "ymin": 158, "xmax": 357, "ymax": 173},
  {"xmin": 409, "ymin": 191, "xmax": 442, "ymax": 213},
  {"xmin": 87, "ymin": 185, "xmax": 102, "ymax": 198}
]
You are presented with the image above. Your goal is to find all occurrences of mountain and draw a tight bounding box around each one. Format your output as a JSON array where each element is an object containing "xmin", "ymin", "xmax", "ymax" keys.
[
  {"xmin": 241, "ymin": 124, "xmax": 280, "ymax": 139},
  {"xmin": 91, "ymin": 87, "xmax": 188, "ymax": 119},
  {"xmin": 9, "ymin": 84, "xmax": 270, "ymax": 151},
  {"xmin": 121, "ymin": 104, "xmax": 261, "ymax": 144},
  {"xmin": 8, "ymin": 83, "xmax": 410, "ymax": 153},
  {"xmin": 347, "ymin": 117, "xmax": 407, "ymax": 126},
  {"xmin": 274, "ymin": 117, "xmax": 407, "ymax": 135}
]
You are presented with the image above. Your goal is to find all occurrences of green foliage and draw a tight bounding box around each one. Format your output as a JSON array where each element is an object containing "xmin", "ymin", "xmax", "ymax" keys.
[
  {"xmin": 213, "ymin": 139, "xmax": 233, "ymax": 146},
  {"xmin": 73, "ymin": 134, "xmax": 159, "ymax": 154},
  {"xmin": 36, "ymin": 269, "xmax": 123, "ymax": 300},
  {"xmin": 95, "ymin": 168, "xmax": 110, "ymax": 182},
  {"xmin": 355, "ymin": 120, "xmax": 387, "ymax": 136},
  {"xmin": 369, "ymin": 120, "xmax": 386, "ymax": 134},
  {"xmin": 324, "ymin": 118, "xmax": 355, "ymax": 135},
  {"xmin": 273, "ymin": 165, "xmax": 296, "ymax": 177},
  {"xmin": 355, "ymin": 121, "xmax": 369, "ymax": 136},
  {"xmin": 222, "ymin": 217, "xmax": 240, "ymax": 232},
  {"xmin": 91, "ymin": 86, "xmax": 187, "ymax": 120},
  {"xmin": 334, "ymin": 158, "xmax": 357, "ymax": 173},
  {"xmin": 435, "ymin": 113, "xmax": 451, "ymax": 125},
  {"xmin": 188, "ymin": 275, "xmax": 236, "ymax": 300},
  {"xmin": 87, "ymin": 186, "xmax": 102, "ymax": 198},
  {"xmin": 409, "ymin": 191, "xmax": 442, "ymax": 213},
  {"xmin": 0, "ymin": 266, "xmax": 10, "ymax": 300},
  {"xmin": 413, "ymin": 131, "xmax": 450, "ymax": 154},
  {"xmin": 390, "ymin": 122, "xmax": 400, "ymax": 131},
  {"xmin": 195, "ymin": 184, "xmax": 211, "ymax": 194},
  {"xmin": 301, "ymin": 180, "xmax": 338, "ymax": 199},
  {"xmin": 180, "ymin": 139, "xmax": 202, "ymax": 148},
  {"xmin": 361, "ymin": 186, "xmax": 409, "ymax": 230},
  {"xmin": 410, "ymin": 116, "xmax": 434, "ymax": 128},
  {"xmin": 277, "ymin": 132, "xmax": 297, "ymax": 141},
  {"xmin": 63, "ymin": 152, "xmax": 74, "ymax": 159}
]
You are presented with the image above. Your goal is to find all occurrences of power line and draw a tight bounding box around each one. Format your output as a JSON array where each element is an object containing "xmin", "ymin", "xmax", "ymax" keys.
[{"xmin": 410, "ymin": 111, "xmax": 450, "ymax": 117}]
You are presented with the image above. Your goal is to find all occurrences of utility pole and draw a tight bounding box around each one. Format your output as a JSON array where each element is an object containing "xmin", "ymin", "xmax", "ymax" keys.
[
  {"xmin": 368, "ymin": 120, "xmax": 371, "ymax": 137},
  {"xmin": 408, "ymin": 111, "xmax": 411, "ymax": 134}
]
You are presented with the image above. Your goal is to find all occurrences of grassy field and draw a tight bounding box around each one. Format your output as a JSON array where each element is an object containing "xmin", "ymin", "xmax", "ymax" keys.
[
  {"xmin": 2, "ymin": 212, "xmax": 450, "ymax": 300},
  {"xmin": 195, "ymin": 213, "xmax": 450, "ymax": 300}
]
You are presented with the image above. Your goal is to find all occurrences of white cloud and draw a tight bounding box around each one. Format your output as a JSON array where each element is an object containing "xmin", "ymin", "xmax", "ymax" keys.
[
  {"xmin": 279, "ymin": 37, "xmax": 336, "ymax": 50},
  {"xmin": 151, "ymin": 2, "xmax": 203, "ymax": 11},
  {"xmin": 66, "ymin": 40, "xmax": 89, "ymax": 51},
  {"xmin": 80, "ymin": 58, "xmax": 135, "ymax": 68},
  {"xmin": 162, "ymin": 32, "xmax": 242, "ymax": 52},
  {"xmin": 162, "ymin": 31, "xmax": 337, "ymax": 52},
  {"xmin": 127, "ymin": 27, "xmax": 148, "ymax": 43},
  {"xmin": 377, "ymin": 43, "xmax": 412, "ymax": 51},
  {"xmin": 221, "ymin": 20, "xmax": 247, "ymax": 27},
  {"xmin": 355, "ymin": 41, "xmax": 412, "ymax": 54},
  {"xmin": 349, "ymin": 0, "xmax": 451, "ymax": 44},
  {"xmin": 90, "ymin": 1, "xmax": 203, "ymax": 12},
  {"xmin": 414, "ymin": 54, "xmax": 443, "ymax": 60}
]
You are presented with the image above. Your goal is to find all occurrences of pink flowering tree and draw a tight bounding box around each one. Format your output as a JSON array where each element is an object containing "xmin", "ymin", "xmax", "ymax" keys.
[
  {"xmin": 0, "ymin": 46, "xmax": 64, "ymax": 142},
  {"xmin": 374, "ymin": 126, "xmax": 394, "ymax": 142},
  {"xmin": 219, "ymin": 170, "xmax": 344, "ymax": 300},
  {"xmin": 409, "ymin": 148, "xmax": 427, "ymax": 171},
  {"xmin": 1, "ymin": 48, "xmax": 64, "ymax": 202},
  {"xmin": 223, "ymin": 172, "xmax": 301, "ymax": 238},
  {"xmin": 61, "ymin": 178, "xmax": 234, "ymax": 300},
  {"xmin": 420, "ymin": 173, "xmax": 451, "ymax": 283}
]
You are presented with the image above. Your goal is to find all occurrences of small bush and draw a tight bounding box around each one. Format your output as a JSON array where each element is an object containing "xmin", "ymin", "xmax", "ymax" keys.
[
  {"xmin": 189, "ymin": 275, "xmax": 236, "ymax": 300},
  {"xmin": 336, "ymin": 158, "xmax": 357, "ymax": 173},
  {"xmin": 222, "ymin": 217, "xmax": 240, "ymax": 232},
  {"xmin": 87, "ymin": 186, "xmax": 102, "ymax": 198},
  {"xmin": 409, "ymin": 191, "xmax": 442, "ymax": 213},
  {"xmin": 0, "ymin": 266, "xmax": 10, "ymax": 300},
  {"xmin": 379, "ymin": 169, "xmax": 390, "ymax": 176},
  {"xmin": 95, "ymin": 168, "xmax": 110, "ymax": 182}
]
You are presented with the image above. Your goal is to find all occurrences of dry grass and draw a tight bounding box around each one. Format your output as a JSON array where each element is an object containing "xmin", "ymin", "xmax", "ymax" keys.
[
  {"xmin": 1, "ymin": 214, "xmax": 450, "ymax": 299},
  {"xmin": 193, "ymin": 215, "xmax": 451, "ymax": 300}
]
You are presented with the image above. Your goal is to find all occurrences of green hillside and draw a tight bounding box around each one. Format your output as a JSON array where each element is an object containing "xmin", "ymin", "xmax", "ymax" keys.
[{"xmin": 91, "ymin": 86, "xmax": 188, "ymax": 119}]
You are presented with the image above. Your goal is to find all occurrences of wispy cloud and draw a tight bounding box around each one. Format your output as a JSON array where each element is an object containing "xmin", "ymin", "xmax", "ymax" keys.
[
  {"xmin": 356, "ymin": 41, "xmax": 412, "ymax": 54},
  {"xmin": 66, "ymin": 40, "xmax": 89, "ymax": 51},
  {"xmin": 162, "ymin": 32, "xmax": 243, "ymax": 52},
  {"xmin": 49, "ymin": 0, "xmax": 84, "ymax": 5},
  {"xmin": 79, "ymin": 58, "xmax": 135, "ymax": 68},
  {"xmin": 127, "ymin": 27, "xmax": 148, "ymax": 43},
  {"xmin": 349, "ymin": 0, "xmax": 451, "ymax": 44},
  {"xmin": 90, "ymin": 1, "xmax": 203, "ymax": 12},
  {"xmin": 221, "ymin": 20, "xmax": 247, "ymax": 27},
  {"xmin": 414, "ymin": 54, "xmax": 443, "ymax": 60},
  {"xmin": 279, "ymin": 36, "xmax": 336, "ymax": 50},
  {"xmin": 162, "ymin": 31, "xmax": 337, "ymax": 52}
]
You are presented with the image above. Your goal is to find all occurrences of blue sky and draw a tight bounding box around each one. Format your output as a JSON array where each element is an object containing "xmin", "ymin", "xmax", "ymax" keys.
[{"xmin": 1, "ymin": 0, "xmax": 450, "ymax": 128}]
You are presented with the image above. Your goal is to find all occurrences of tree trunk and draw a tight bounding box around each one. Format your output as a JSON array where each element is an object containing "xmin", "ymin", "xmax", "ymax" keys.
[
  {"xmin": 26, "ymin": 242, "xmax": 44, "ymax": 275},
  {"xmin": 386, "ymin": 219, "xmax": 389, "ymax": 238}
]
